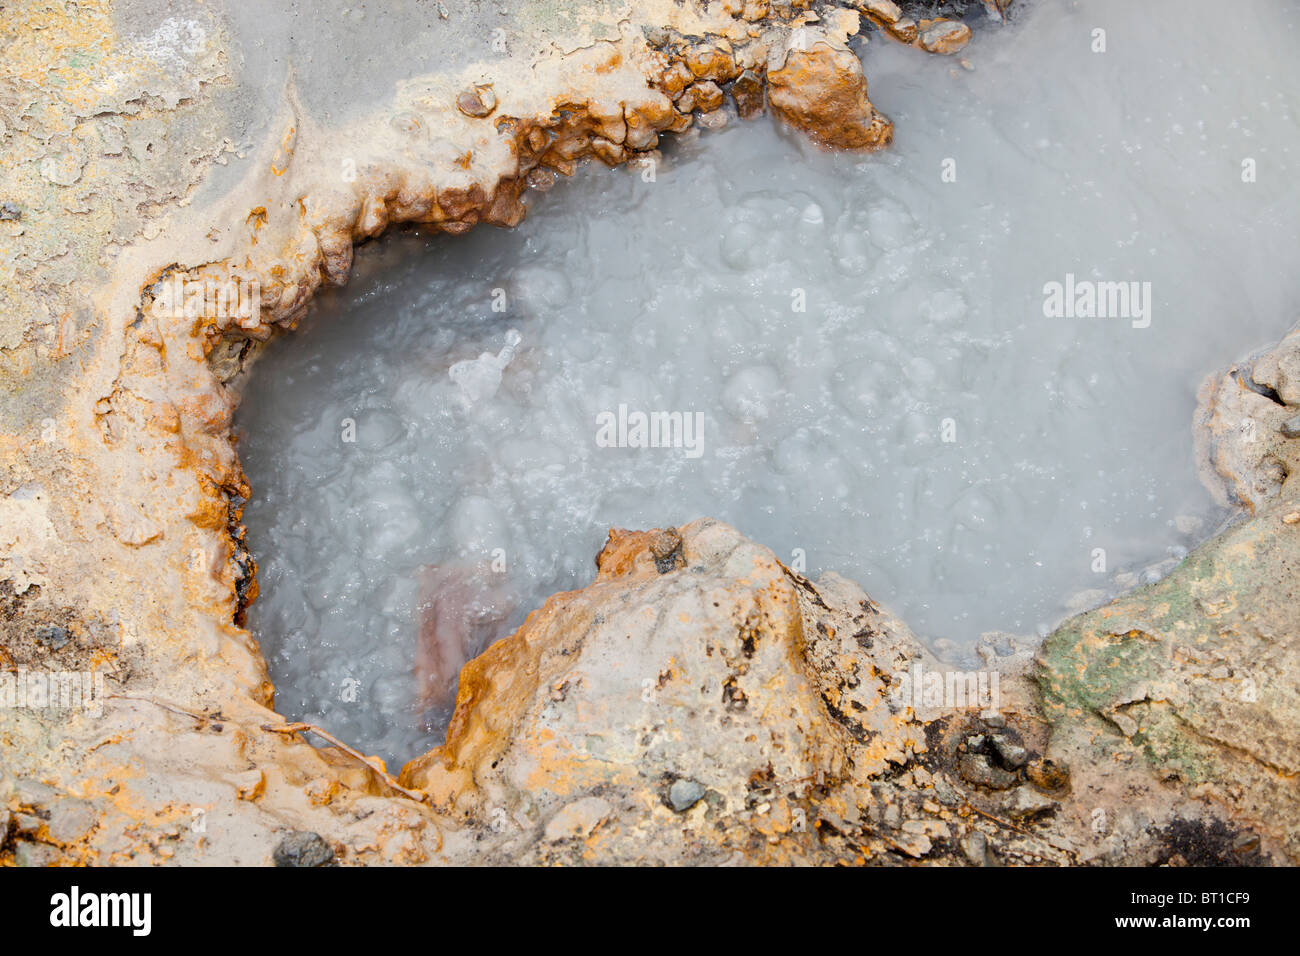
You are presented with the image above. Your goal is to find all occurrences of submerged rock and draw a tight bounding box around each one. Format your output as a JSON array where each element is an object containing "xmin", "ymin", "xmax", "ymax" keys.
[{"xmin": 919, "ymin": 19, "xmax": 972, "ymax": 55}]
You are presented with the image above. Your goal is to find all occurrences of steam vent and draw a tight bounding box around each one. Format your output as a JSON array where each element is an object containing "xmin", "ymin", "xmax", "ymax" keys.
[{"xmin": 3, "ymin": 0, "xmax": 1300, "ymax": 883}]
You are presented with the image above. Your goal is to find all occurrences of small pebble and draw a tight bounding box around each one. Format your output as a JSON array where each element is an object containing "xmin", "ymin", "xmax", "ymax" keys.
[
  {"xmin": 958, "ymin": 753, "xmax": 1019, "ymax": 790},
  {"xmin": 272, "ymin": 831, "xmax": 335, "ymax": 867},
  {"xmin": 34, "ymin": 625, "xmax": 71, "ymax": 650},
  {"xmin": 989, "ymin": 734, "xmax": 1029, "ymax": 769},
  {"xmin": 960, "ymin": 829, "xmax": 989, "ymax": 866},
  {"xmin": 457, "ymin": 84, "xmax": 497, "ymax": 118},
  {"xmin": 668, "ymin": 778, "xmax": 707, "ymax": 812}
]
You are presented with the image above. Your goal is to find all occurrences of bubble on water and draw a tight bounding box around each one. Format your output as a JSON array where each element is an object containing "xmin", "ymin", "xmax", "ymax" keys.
[
  {"xmin": 865, "ymin": 199, "xmax": 918, "ymax": 248},
  {"xmin": 720, "ymin": 218, "xmax": 765, "ymax": 271},
  {"xmin": 448, "ymin": 494, "xmax": 508, "ymax": 558},
  {"xmin": 722, "ymin": 365, "xmax": 782, "ymax": 423},
  {"xmin": 510, "ymin": 265, "xmax": 570, "ymax": 310},
  {"xmin": 904, "ymin": 356, "xmax": 939, "ymax": 387},
  {"xmin": 830, "ymin": 208, "xmax": 880, "ymax": 276},
  {"xmin": 952, "ymin": 488, "xmax": 998, "ymax": 531},
  {"xmin": 921, "ymin": 290, "xmax": 967, "ymax": 325},
  {"xmin": 355, "ymin": 407, "xmax": 406, "ymax": 449}
]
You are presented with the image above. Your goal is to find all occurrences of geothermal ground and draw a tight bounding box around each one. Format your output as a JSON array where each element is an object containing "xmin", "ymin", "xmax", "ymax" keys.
[{"xmin": 1, "ymin": 0, "xmax": 1299, "ymax": 870}]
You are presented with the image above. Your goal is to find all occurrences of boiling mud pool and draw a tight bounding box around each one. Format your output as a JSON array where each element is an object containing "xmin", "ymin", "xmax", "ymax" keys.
[{"xmin": 239, "ymin": 0, "xmax": 1300, "ymax": 765}]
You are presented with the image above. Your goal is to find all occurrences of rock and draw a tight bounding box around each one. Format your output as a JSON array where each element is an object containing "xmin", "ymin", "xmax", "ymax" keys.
[
  {"xmin": 730, "ymin": 70, "xmax": 765, "ymax": 118},
  {"xmin": 1001, "ymin": 786, "xmax": 1056, "ymax": 822},
  {"xmin": 1234, "ymin": 833, "xmax": 1261, "ymax": 854},
  {"xmin": 0, "ymin": 202, "xmax": 20, "ymax": 221},
  {"xmin": 544, "ymin": 796, "xmax": 613, "ymax": 841},
  {"xmin": 40, "ymin": 151, "xmax": 85, "ymax": 186},
  {"xmin": 919, "ymin": 19, "xmax": 971, "ymax": 55},
  {"xmin": 400, "ymin": 520, "xmax": 927, "ymax": 863},
  {"xmin": 1195, "ymin": 356, "xmax": 1300, "ymax": 510},
  {"xmin": 15, "ymin": 842, "xmax": 61, "ymax": 867},
  {"xmin": 886, "ymin": 18, "xmax": 918, "ymax": 43},
  {"xmin": 958, "ymin": 753, "xmax": 1019, "ymax": 790},
  {"xmin": 1251, "ymin": 330, "xmax": 1300, "ymax": 406},
  {"xmin": 862, "ymin": 0, "xmax": 903, "ymax": 25},
  {"xmin": 643, "ymin": 25, "xmax": 670, "ymax": 47},
  {"xmin": 1065, "ymin": 588, "xmax": 1107, "ymax": 613},
  {"xmin": 1281, "ymin": 415, "xmax": 1300, "ymax": 439},
  {"xmin": 232, "ymin": 769, "xmax": 266, "ymax": 801},
  {"xmin": 1112, "ymin": 573, "xmax": 1140, "ymax": 593},
  {"xmin": 882, "ymin": 802, "xmax": 902, "ymax": 828},
  {"xmin": 1038, "ymin": 471, "xmax": 1300, "ymax": 862},
  {"xmin": 526, "ymin": 167, "xmax": 558, "ymax": 191},
  {"xmin": 698, "ymin": 109, "xmax": 728, "ymax": 131},
  {"xmin": 658, "ymin": 60, "xmax": 695, "ymax": 98},
  {"xmin": 686, "ymin": 81, "xmax": 724, "ymax": 113},
  {"xmin": 960, "ymin": 829, "xmax": 990, "ymax": 865},
  {"xmin": 685, "ymin": 43, "xmax": 739, "ymax": 83},
  {"xmin": 982, "ymin": 0, "xmax": 1010, "ymax": 21},
  {"xmin": 34, "ymin": 625, "xmax": 71, "ymax": 650},
  {"xmin": 272, "ymin": 831, "xmax": 336, "ymax": 867},
  {"xmin": 988, "ymin": 733, "xmax": 1029, "ymax": 770},
  {"xmin": 457, "ymin": 84, "xmax": 497, "ymax": 118},
  {"xmin": 932, "ymin": 776, "xmax": 961, "ymax": 806},
  {"xmin": 0, "ymin": 810, "xmax": 11, "ymax": 843},
  {"xmin": 668, "ymin": 778, "xmax": 707, "ymax": 812},
  {"xmin": 1141, "ymin": 557, "xmax": 1179, "ymax": 585},
  {"xmin": 893, "ymin": 825, "xmax": 932, "ymax": 858},
  {"xmin": 767, "ymin": 42, "xmax": 893, "ymax": 150},
  {"xmin": 45, "ymin": 799, "xmax": 98, "ymax": 844}
]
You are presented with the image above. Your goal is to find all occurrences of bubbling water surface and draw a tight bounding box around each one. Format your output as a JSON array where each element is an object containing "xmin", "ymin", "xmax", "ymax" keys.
[{"xmin": 238, "ymin": 0, "xmax": 1300, "ymax": 765}]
